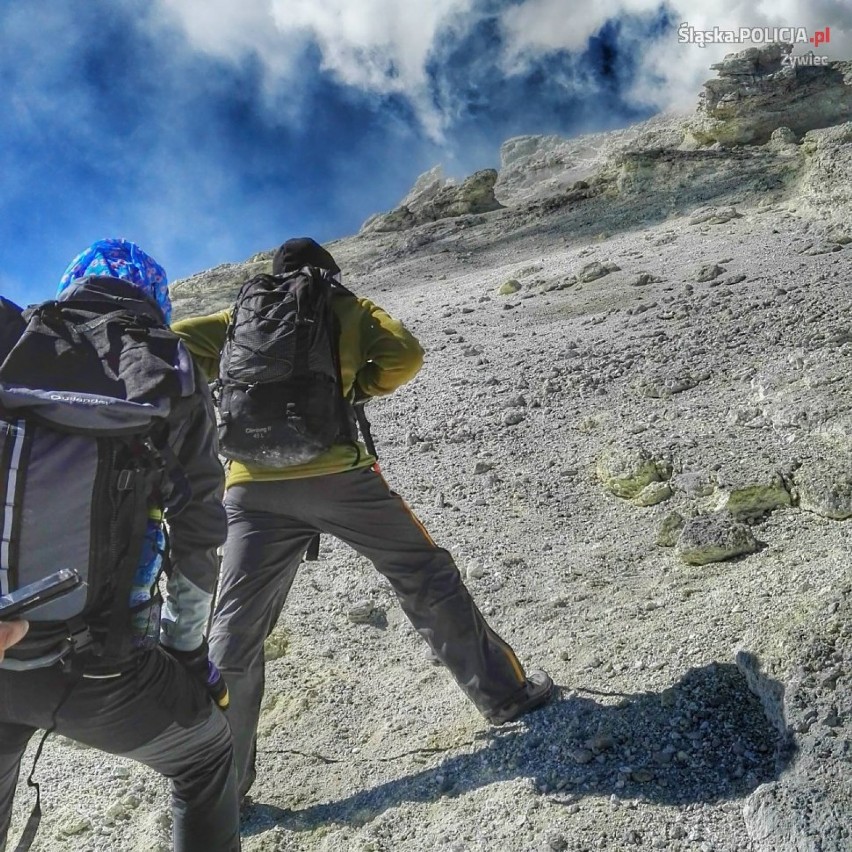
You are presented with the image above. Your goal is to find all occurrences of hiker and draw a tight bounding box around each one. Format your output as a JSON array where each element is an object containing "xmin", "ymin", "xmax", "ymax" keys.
[
  {"xmin": 0, "ymin": 240, "xmax": 240, "ymax": 852},
  {"xmin": 0, "ymin": 622, "xmax": 27, "ymax": 662},
  {"xmin": 172, "ymin": 236, "xmax": 555, "ymax": 800}
]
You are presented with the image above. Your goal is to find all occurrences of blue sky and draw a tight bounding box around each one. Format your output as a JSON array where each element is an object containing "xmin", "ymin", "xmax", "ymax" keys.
[{"xmin": 1, "ymin": 0, "xmax": 848, "ymax": 307}]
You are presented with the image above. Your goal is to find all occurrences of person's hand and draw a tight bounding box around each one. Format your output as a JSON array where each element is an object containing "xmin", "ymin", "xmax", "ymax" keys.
[
  {"xmin": 163, "ymin": 640, "xmax": 230, "ymax": 710},
  {"xmin": 0, "ymin": 620, "xmax": 29, "ymax": 661}
]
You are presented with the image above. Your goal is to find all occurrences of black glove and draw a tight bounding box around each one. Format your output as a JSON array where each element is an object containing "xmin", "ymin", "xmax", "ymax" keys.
[{"xmin": 165, "ymin": 640, "xmax": 230, "ymax": 711}]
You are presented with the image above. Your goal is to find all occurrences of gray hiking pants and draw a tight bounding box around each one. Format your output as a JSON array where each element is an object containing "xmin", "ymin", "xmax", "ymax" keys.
[
  {"xmin": 209, "ymin": 465, "xmax": 528, "ymax": 798},
  {"xmin": 0, "ymin": 650, "xmax": 240, "ymax": 852}
]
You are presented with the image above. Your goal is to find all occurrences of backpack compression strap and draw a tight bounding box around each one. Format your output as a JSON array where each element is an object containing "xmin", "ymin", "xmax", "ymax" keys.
[{"xmin": 102, "ymin": 440, "xmax": 167, "ymax": 659}]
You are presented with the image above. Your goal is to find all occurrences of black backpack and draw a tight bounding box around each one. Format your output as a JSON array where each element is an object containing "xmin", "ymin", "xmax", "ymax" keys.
[
  {"xmin": 0, "ymin": 289, "xmax": 193, "ymax": 669},
  {"xmin": 216, "ymin": 267, "xmax": 358, "ymax": 467}
]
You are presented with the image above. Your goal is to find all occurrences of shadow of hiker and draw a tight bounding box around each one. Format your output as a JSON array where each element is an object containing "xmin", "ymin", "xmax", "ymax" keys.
[{"xmin": 244, "ymin": 660, "xmax": 793, "ymax": 836}]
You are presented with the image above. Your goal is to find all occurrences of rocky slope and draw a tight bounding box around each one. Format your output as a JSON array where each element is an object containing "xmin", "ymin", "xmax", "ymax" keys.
[{"xmin": 8, "ymin": 43, "xmax": 850, "ymax": 852}]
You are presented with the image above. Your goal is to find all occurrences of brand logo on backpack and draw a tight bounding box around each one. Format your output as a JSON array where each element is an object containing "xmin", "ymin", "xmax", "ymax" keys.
[
  {"xmin": 216, "ymin": 268, "xmax": 358, "ymax": 468},
  {"xmin": 48, "ymin": 393, "xmax": 110, "ymax": 405}
]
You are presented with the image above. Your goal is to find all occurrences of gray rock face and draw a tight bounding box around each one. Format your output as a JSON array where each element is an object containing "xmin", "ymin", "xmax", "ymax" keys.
[
  {"xmin": 794, "ymin": 458, "xmax": 852, "ymax": 520},
  {"xmin": 741, "ymin": 592, "xmax": 852, "ymax": 852},
  {"xmin": 798, "ymin": 122, "xmax": 852, "ymax": 223},
  {"xmin": 675, "ymin": 513, "xmax": 760, "ymax": 565},
  {"xmin": 361, "ymin": 168, "xmax": 503, "ymax": 233},
  {"xmin": 744, "ymin": 779, "xmax": 852, "ymax": 852},
  {"xmin": 689, "ymin": 43, "xmax": 852, "ymax": 146}
]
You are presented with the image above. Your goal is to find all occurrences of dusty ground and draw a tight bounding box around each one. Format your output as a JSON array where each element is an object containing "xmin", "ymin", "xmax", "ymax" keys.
[{"xmin": 7, "ymin": 63, "xmax": 851, "ymax": 852}]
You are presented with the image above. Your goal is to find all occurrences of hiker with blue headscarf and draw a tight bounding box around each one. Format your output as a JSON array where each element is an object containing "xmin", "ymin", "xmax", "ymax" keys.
[{"xmin": 0, "ymin": 239, "xmax": 240, "ymax": 852}]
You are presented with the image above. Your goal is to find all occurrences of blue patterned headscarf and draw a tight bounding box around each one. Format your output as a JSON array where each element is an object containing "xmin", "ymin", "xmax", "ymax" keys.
[{"xmin": 57, "ymin": 238, "xmax": 172, "ymax": 323}]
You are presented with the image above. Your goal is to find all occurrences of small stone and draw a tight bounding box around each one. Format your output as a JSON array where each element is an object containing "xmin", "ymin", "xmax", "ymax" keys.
[
  {"xmin": 547, "ymin": 833, "xmax": 569, "ymax": 852},
  {"xmin": 631, "ymin": 769, "xmax": 655, "ymax": 783},
  {"xmin": 589, "ymin": 733, "xmax": 615, "ymax": 752},
  {"xmin": 569, "ymin": 747, "xmax": 595, "ymax": 764},
  {"xmin": 824, "ymin": 708, "xmax": 841, "ymax": 727},
  {"xmin": 503, "ymin": 411, "xmax": 525, "ymax": 427},
  {"xmin": 578, "ymin": 261, "xmax": 620, "ymax": 282},
  {"xmin": 633, "ymin": 481, "xmax": 672, "ymax": 507},
  {"xmin": 105, "ymin": 800, "xmax": 130, "ymax": 821},
  {"xmin": 656, "ymin": 513, "xmax": 685, "ymax": 548},
  {"xmin": 694, "ymin": 263, "xmax": 725, "ymax": 282},
  {"xmin": 467, "ymin": 562, "xmax": 488, "ymax": 580},
  {"xmin": 347, "ymin": 601, "xmax": 374, "ymax": 624},
  {"xmin": 498, "ymin": 279, "xmax": 522, "ymax": 295},
  {"xmin": 58, "ymin": 815, "xmax": 93, "ymax": 837},
  {"xmin": 473, "ymin": 461, "xmax": 494, "ymax": 475},
  {"xmin": 631, "ymin": 272, "xmax": 660, "ymax": 287}
]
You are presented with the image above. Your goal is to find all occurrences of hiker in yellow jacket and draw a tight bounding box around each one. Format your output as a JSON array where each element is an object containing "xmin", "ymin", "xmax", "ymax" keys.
[{"xmin": 173, "ymin": 237, "xmax": 554, "ymax": 802}]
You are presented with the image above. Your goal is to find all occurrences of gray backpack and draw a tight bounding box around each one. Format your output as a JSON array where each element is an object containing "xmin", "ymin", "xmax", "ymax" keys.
[{"xmin": 0, "ymin": 288, "xmax": 194, "ymax": 669}]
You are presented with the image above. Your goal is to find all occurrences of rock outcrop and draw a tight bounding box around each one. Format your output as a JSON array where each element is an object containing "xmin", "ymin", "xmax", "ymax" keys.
[
  {"xmin": 687, "ymin": 43, "xmax": 852, "ymax": 146},
  {"xmin": 361, "ymin": 167, "xmax": 503, "ymax": 233},
  {"xmin": 675, "ymin": 513, "xmax": 761, "ymax": 566},
  {"xmin": 740, "ymin": 589, "xmax": 852, "ymax": 852}
]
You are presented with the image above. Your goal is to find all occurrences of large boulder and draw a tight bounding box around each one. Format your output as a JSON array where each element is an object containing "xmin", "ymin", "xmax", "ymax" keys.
[
  {"xmin": 741, "ymin": 591, "xmax": 852, "ymax": 852},
  {"xmin": 794, "ymin": 458, "xmax": 852, "ymax": 520},
  {"xmin": 687, "ymin": 43, "xmax": 852, "ymax": 146},
  {"xmin": 675, "ymin": 512, "xmax": 760, "ymax": 565},
  {"xmin": 597, "ymin": 445, "xmax": 668, "ymax": 500}
]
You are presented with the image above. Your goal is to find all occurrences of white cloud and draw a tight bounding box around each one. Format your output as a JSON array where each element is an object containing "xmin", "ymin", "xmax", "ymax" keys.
[
  {"xmin": 154, "ymin": 0, "xmax": 852, "ymax": 132},
  {"xmin": 156, "ymin": 0, "xmax": 476, "ymax": 137},
  {"xmin": 500, "ymin": 1, "xmax": 852, "ymax": 112}
]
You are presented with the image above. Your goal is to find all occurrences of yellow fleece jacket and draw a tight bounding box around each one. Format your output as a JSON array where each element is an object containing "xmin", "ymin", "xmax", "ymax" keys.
[{"xmin": 171, "ymin": 294, "xmax": 424, "ymax": 486}]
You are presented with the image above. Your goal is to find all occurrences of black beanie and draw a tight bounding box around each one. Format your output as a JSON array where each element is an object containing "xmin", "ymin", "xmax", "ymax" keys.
[{"xmin": 272, "ymin": 237, "xmax": 340, "ymax": 275}]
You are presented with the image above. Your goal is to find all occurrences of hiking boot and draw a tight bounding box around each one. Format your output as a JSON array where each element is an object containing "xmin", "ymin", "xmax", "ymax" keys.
[{"xmin": 485, "ymin": 670, "xmax": 555, "ymax": 726}]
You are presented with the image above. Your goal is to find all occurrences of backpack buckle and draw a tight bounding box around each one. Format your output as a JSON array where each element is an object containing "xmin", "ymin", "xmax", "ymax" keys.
[
  {"xmin": 58, "ymin": 622, "xmax": 95, "ymax": 673},
  {"xmin": 117, "ymin": 469, "xmax": 136, "ymax": 490},
  {"xmin": 67, "ymin": 623, "xmax": 94, "ymax": 653}
]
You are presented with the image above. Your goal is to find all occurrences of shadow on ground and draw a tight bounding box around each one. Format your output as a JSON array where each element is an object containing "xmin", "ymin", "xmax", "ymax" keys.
[{"xmin": 243, "ymin": 660, "xmax": 793, "ymax": 836}]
